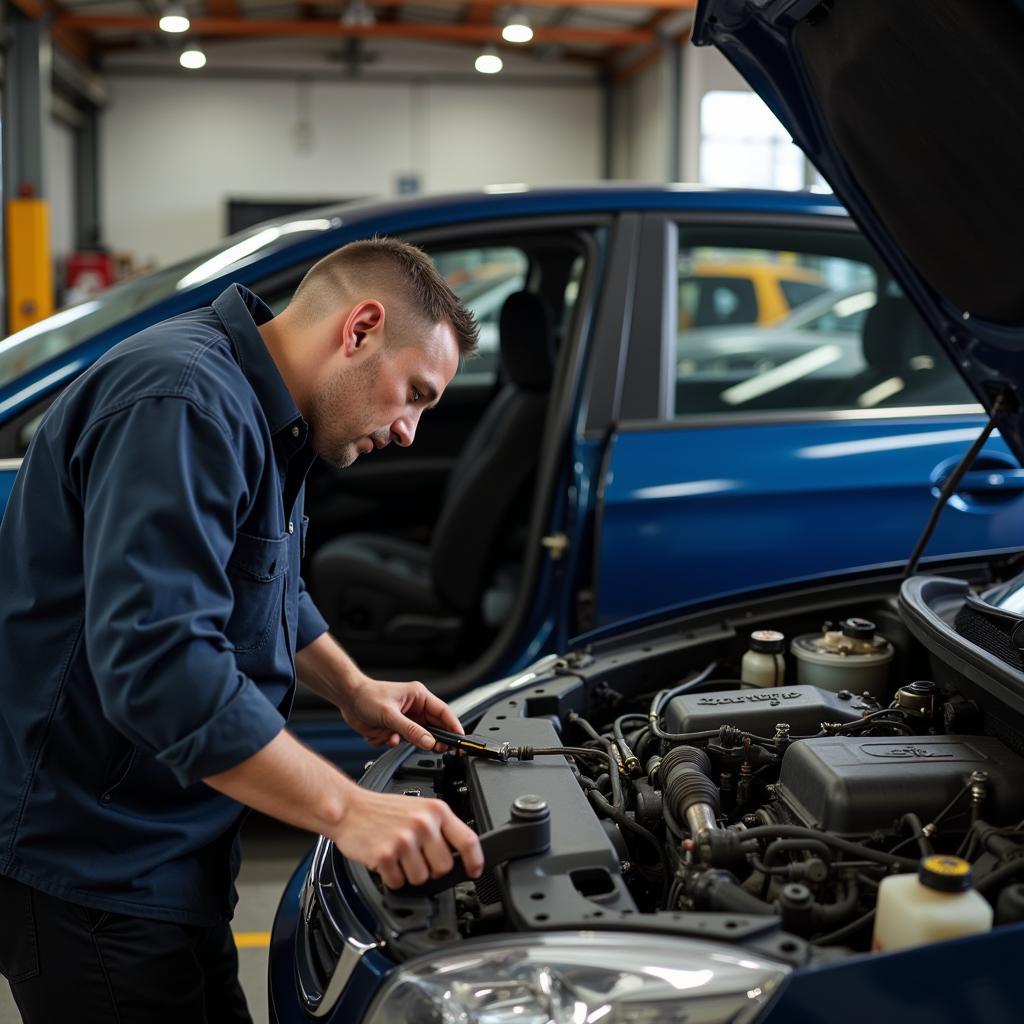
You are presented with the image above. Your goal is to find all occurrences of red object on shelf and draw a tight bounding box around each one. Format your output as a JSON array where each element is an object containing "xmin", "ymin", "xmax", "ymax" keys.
[{"xmin": 65, "ymin": 250, "xmax": 117, "ymax": 294}]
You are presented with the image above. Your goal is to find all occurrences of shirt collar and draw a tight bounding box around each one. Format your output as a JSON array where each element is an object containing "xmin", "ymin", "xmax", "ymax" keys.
[{"xmin": 212, "ymin": 284, "xmax": 306, "ymax": 440}]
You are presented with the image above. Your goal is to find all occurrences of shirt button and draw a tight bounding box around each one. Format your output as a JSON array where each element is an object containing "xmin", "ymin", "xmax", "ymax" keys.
[
  {"xmin": 291, "ymin": 426, "xmax": 300, "ymax": 438},
  {"xmin": 288, "ymin": 521, "xmax": 294, "ymax": 534}
]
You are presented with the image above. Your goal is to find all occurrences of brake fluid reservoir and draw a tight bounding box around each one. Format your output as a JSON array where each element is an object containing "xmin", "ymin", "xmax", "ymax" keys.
[
  {"xmin": 790, "ymin": 617, "xmax": 894, "ymax": 700},
  {"xmin": 872, "ymin": 855, "xmax": 992, "ymax": 952}
]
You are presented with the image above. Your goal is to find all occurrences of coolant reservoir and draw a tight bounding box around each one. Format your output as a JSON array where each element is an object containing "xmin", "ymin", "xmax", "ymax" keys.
[
  {"xmin": 790, "ymin": 617, "xmax": 894, "ymax": 700},
  {"xmin": 872, "ymin": 855, "xmax": 993, "ymax": 952}
]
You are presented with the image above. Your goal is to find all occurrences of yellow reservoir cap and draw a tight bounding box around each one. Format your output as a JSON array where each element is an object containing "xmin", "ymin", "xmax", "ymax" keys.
[{"xmin": 919, "ymin": 854, "xmax": 973, "ymax": 893}]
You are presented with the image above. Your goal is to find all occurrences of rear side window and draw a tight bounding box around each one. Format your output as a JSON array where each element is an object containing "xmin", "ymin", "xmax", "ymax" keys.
[{"xmin": 673, "ymin": 241, "xmax": 973, "ymax": 417}]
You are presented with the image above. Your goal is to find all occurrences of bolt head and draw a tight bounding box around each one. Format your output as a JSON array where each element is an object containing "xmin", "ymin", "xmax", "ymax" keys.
[{"xmin": 512, "ymin": 794, "xmax": 549, "ymax": 819}]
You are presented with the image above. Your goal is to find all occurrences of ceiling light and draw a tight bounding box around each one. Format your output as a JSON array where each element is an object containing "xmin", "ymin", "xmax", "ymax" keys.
[
  {"xmin": 159, "ymin": 4, "xmax": 190, "ymax": 33},
  {"xmin": 179, "ymin": 46, "xmax": 207, "ymax": 69},
  {"xmin": 502, "ymin": 11, "xmax": 533, "ymax": 43},
  {"xmin": 474, "ymin": 48, "xmax": 503, "ymax": 74}
]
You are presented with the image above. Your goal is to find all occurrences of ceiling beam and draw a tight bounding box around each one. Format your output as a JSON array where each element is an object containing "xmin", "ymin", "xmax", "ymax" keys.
[
  {"xmin": 463, "ymin": 1, "xmax": 493, "ymax": 25},
  {"xmin": 312, "ymin": 0, "xmax": 697, "ymax": 8},
  {"xmin": 603, "ymin": 7, "xmax": 675, "ymax": 65},
  {"xmin": 610, "ymin": 16, "xmax": 692, "ymax": 84},
  {"xmin": 9, "ymin": 0, "xmax": 95, "ymax": 63},
  {"xmin": 57, "ymin": 14, "xmax": 657, "ymax": 46},
  {"xmin": 207, "ymin": 0, "xmax": 240, "ymax": 16}
]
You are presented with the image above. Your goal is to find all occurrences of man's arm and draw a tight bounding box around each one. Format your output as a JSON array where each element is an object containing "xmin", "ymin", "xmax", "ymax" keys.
[
  {"xmin": 295, "ymin": 631, "xmax": 464, "ymax": 750},
  {"xmin": 204, "ymin": 729, "xmax": 483, "ymax": 889},
  {"xmin": 294, "ymin": 629, "xmax": 365, "ymax": 707}
]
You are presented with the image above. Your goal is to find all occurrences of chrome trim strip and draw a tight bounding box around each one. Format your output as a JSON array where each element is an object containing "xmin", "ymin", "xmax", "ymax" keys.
[
  {"xmin": 313, "ymin": 933, "xmax": 378, "ymax": 1019},
  {"xmin": 605, "ymin": 403, "xmax": 987, "ymax": 435},
  {"xmin": 0, "ymin": 458, "xmax": 24, "ymax": 472},
  {"xmin": 299, "ymin": 836, "xmax": 381, "ymax": 1018}
]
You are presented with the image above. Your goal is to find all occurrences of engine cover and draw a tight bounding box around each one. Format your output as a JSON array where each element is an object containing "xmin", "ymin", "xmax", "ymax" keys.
[
  {"xmin": 775, "ymin": 735, "xmax": 1024, "ymax": 833},
  {"xmin": 665, "ymin": 684, "xmax": 872, "ymax": 738}
]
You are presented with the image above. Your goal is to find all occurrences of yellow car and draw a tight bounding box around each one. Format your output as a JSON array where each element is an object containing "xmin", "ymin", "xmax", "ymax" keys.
[{"xmin": 679, "ymin": 259, "xmax": 827, "ymax": 330}]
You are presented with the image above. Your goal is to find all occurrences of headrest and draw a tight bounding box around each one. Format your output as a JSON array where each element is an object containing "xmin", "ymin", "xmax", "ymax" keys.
[
  {"xmin": 498, "ymin": 291, "xmax": 556, "ymax": 392},
  {"xmin": 862, "ymin": 296, "xmax": 937, "ymax": 375}
]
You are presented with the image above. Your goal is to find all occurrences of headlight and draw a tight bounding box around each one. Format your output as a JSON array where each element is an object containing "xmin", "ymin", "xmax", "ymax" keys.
[{"xmin": 364, "ymin": 932, "xmax": 788, "ymax": 1024}]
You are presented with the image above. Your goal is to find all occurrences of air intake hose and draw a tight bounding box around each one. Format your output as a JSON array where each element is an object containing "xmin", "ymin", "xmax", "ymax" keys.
[{"xmin": 660, "ymin": 745, "xmax": 720, "ymax": 836}]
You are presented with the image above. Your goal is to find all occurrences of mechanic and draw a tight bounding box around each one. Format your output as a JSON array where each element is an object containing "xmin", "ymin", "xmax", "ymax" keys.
[{"xmin": 0, "ymin": 237, "xmax": 485, "ymax": 1023}]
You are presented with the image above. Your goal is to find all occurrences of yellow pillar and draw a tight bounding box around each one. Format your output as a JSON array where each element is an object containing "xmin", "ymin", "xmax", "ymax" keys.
[{"xmin": 6, "ymin": 197, "xmax": 54, "ymax": 333}]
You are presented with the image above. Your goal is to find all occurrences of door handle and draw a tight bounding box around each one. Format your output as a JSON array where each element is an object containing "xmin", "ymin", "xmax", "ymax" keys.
[{"xmin": 956, "ymin": 468, "xmax": 1024, "ymax": 492}]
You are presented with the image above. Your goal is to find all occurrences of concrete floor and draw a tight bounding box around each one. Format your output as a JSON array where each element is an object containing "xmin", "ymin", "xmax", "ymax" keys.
[{"xmin": 0, "ymin": 817, "xmax": 314, "ymax": 1024}]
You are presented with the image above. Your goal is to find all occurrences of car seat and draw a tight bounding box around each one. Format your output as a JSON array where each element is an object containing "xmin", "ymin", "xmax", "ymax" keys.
[
  {"xmin": 309, "ymin": 290, "xmax": 556, "ymax": 668},
  {"xmin": 845, "ymin": 295, "xmax": 964, "ymax": 408}
]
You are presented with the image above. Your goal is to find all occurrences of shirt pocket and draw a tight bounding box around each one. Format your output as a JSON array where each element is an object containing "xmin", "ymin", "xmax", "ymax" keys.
[{"xmin": 225, "ymin": 530, "xmax": 289, "ymax": 654}]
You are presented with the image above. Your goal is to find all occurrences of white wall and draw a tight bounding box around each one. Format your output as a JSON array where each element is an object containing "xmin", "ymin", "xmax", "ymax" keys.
[
  {"xmin": 46, "ymin": 118, "xmax": 76, "ymax": 264},
  {"xmin": 612, "ymin": 55, "xmax": 672, "ymax": 182},
  {"xmin": 99, "ymin": 75, "xmax": 602, "ymax": 267}
]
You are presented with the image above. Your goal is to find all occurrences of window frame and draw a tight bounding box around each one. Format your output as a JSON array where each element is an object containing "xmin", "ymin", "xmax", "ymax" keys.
[{"xmin": 611, "ymin": 211, "xmax": 984, "ymax": 432}]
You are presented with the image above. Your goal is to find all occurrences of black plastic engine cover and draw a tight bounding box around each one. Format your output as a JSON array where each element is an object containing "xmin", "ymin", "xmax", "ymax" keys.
[
  {"xmin": 665, "ymin": 684, "xmax": 872, "ymax": 738},
  {"xmin": 467, "ymin": 712, "xmax": 639, "ymax": 927},
  {"xmin": 776, "ymin": 735, "xmax": 1024, "ymax": 833}
]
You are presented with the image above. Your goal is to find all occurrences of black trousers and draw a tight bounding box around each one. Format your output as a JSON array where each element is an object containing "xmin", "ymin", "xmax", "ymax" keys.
[{"xmin": 0, "ymin": 874, "xmax": 252, "ymax": 1023}]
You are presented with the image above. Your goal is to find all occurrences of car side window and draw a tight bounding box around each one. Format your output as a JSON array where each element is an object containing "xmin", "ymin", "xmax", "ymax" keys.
[
  {"xmin": 432, "ymin": 248, "xmax": 530, "ymax": 387},
  {"xmin": 263, "ymin": 245, "xmax": 530, "ymax": 389},
  {"xmin": 673, "ymin": 243, "xmax": 973, "ymax": 417}
]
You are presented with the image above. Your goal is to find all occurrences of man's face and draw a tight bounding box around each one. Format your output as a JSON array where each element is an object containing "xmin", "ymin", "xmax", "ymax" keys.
[{"xmin": 309, "ymin": 319, "xmax": 460, "ymax": 469}]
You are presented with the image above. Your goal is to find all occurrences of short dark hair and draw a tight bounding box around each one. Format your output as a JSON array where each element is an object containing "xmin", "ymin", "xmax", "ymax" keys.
[{"xmin": 291, "ymin": 236, "xmax": 479, "ymax": 356}]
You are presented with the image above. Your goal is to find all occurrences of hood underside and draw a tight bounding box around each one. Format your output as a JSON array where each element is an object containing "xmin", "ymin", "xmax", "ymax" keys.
[{"xmin": 694, "ymin": 0, "xmax": 1024, "ymax": 454}]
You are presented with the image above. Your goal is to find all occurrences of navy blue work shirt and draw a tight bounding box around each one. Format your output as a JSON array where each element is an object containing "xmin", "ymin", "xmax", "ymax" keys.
[{"xmin": 0, "ymin": 284, "xmax": 330, "ymax": 924}]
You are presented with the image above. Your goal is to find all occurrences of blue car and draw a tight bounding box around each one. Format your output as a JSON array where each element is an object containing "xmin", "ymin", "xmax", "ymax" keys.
[
  {"xmin": 0, "ymin": 183, "xmax": 1018, "ymax": 773},
  {"xmin": 269, "ymin": 1, "xmax": 1024, "ymax": 1022}
]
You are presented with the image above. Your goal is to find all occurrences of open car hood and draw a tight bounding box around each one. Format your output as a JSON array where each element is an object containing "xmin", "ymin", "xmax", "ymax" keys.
[{"xmin": 693, "ymin": 0, "xmax": 1024, "ymax": 462}]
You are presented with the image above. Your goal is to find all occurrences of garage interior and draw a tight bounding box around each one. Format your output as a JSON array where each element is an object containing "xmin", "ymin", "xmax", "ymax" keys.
[{"xmin": 0, "ymin": 1, "xmax": 833, "ymax": 1022}]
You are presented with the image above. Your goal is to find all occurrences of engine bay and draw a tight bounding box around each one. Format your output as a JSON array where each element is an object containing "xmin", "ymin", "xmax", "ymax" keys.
[{"xmin": 343, "ymin": 567, "xmax": 1024, "ymax": 966}]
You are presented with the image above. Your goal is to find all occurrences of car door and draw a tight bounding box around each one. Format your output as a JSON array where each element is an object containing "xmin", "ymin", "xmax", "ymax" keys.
[{"xmin": 589, "ymin": 212, "xmax": 1022, "ymax": 628}]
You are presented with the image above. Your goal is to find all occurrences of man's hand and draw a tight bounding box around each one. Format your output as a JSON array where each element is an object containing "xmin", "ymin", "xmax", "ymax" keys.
[
  {"xmin": 338, "ymin": 674, "xmax": 464, "ymax": 750},
  {"xmin": 333, "ymin": 787, "xmax": 484, "ymax": 889},
  {"xmin": 205, "ymin": 730, "xmax": 483, "ymax": 891}
]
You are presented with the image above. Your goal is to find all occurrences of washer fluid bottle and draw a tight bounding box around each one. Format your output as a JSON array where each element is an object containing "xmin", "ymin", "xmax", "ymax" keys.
[
  {"xmin": 872, "ymin": 855, "xmax": 993, "ymax": 952},
  {"xmin": 741, "ymin": 630, "xmax": 786, "ymax": 687}
]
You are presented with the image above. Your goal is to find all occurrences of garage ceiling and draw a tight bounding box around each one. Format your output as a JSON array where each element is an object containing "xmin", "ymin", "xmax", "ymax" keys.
[{"xmin": 22, "ymin": 0, "xmax": 695, "ymax": 82}]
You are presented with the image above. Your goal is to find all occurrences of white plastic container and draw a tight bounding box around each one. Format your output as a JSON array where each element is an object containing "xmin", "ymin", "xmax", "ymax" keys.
[
  {"xmin": 872, "ymin": 855, "xmax": 993, "ymax": 952},
  {"xmin": 741, "ymin": 630, "xmax": 786, "ymax": 687}
]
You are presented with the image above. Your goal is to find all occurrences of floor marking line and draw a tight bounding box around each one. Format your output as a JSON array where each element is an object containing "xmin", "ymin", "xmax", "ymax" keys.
[{"xmin": 233, "ymin": 931, "xmax": 271, "ymax": 948}]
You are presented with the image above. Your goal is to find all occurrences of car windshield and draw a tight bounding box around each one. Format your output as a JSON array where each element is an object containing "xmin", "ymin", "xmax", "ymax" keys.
[{"xmin": 0, "ymin": 215, "xmax": 339, "ymax": 392}]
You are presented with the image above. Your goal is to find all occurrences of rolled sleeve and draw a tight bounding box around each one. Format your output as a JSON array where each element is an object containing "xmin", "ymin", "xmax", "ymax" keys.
[
  {"xmin": 77, "ymin": 395, "xmax": 284, "ymax": 787},
  {"xmin": 297, "ymin": 579, "xmax": 329, "ymax": 651},
  {"xmin": 158, "ymin": 678, "xmax": 285, "ymax": 783}
]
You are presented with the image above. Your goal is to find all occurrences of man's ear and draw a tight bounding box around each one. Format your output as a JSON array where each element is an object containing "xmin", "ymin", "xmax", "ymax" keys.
[{"xmin": 341, "ymin": 300, "xmax": 385, "ymax": 356}]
